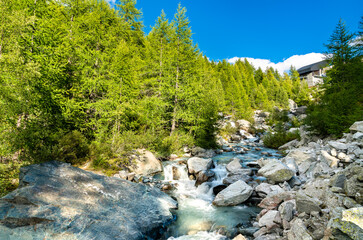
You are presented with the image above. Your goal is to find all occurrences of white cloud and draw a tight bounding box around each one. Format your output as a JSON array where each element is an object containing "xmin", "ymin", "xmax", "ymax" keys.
[{"xmin": 227, "ymin": 53, "xmax": 325, "ymax": 73}]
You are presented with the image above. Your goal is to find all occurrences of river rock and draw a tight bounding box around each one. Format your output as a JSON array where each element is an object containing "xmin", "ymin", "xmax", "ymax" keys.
[
  {"xmin": 213, "ymin": 185, "xmax": 228, "ymax": 195},
  {"xmin": 281, "ymin": 157, "xmax": 299, "ymax": 173},
  {"xmin": 258, "ymin": 159, "xmax": 294, "ymax": 183},
  {"xmin": 350, "ymin": 121, "xmax": 363, "ymax": 133},
  {"xmin": 187, "ymin": 157, "xmax": 213, "ymax": 174},
  {"xmin": 236, "ymin": 119, "xmax": 251, "ymax": 130},
  {"xmin": 129, "ymin": 149, "xmax": 162, "ymax": 176},
  {"xmin": 226, "ymin": 158, "xmax": 243, "ymax": 173},
  {"xmin": 195, "ymin": 170, "xmax": 215, "ymax": 187},
  {"xmin": 328, "ymin": 141, "xmax": 348, "ymax": 151},
  {"xmin": 223, "ymin": 173, "xmax": 252, "ymax": 185},
  {"xmin": 255, "ymin": 183, "xmax": 284, "ymax": 198},
  {"xmin": 258, "ymin": 210, "xmax": 281, "ymax": 228},
  {"xmin": 287, "ymin": 218, "xmax": 313, "ymax": 240},
  {"xmin": 258, "ymin": 192, "xmax": 295, "ymax": 210},
  {"xmin": 0, "ymin": 161, "xmax": 177, "ymax": 240},
  {"xmin": 233, "ymin": 234, "xmax": 248, "ymax": 240},
  {"xmin": 213, "ymin": 180, "xmax": 253, "ymax": 206}
]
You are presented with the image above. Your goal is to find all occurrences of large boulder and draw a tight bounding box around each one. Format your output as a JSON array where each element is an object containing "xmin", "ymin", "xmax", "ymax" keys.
[
  {"xmin": 0, "ymin": 161, "xmax": 177, "ymax": 240},
  {"xmin": 226, "ymin": 158, "xmax": 243, "ymax": 173},
  {"xmin": 350, "ymin": 121, "xmax": 363, "ymax": 133},
  {"xmin": 326, "ymin": 207, "xmax": 363, "ymax": 240},
  {"xmin": 187, "ymin": 157, "xmax": 213, "ymax": 174},
  {"xmin": 236, "ymin": 119, "xmax": 251, "ymax": 130},
  {"xmin": 213, "ymin": 180, "xmax": 253, "ymax": 206},
  {"xmin": 129, "ymin": 149, "xmax": 162, "ymax": 176},
  {"xmin": 258, "ymin": 159, "xmax": 295, "ymax": 183}
]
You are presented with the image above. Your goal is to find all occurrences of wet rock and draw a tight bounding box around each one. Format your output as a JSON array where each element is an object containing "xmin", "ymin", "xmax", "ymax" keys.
[
  {"xmin": 258, "ymin": 159, "xmax": 295, "ymax": 183},
  {"xmin": 222, "ymin": 146, "xmax": 233, "ymax": 152},
  {"xmin": 213, "ymin": 180, "xmax": 253, "ymax": 206},
  {"xmin": 223, "ymin": 173, "xmax": 252, "ymax": 185},
  {"xmin": 296, "ymin": 192, "xmax": 321, "ymax": 214},
  {"xmin": 129, "ymin": 149, "xmax": 163, "ymax": 176},
  {"xmin": 195, "ymin": 170, "xmax": 215, "ymax": 187},
  {"xmin": 213, "ymin": 185, "xmax": 228, "ymax": 195},
  {"xmin": 0, "ymin": 161, "xmax": 177, "ymax": 240},
  {"xmin": 287, "ymin": 218, "xmax": 313, "ymax": 240},
  {"xmin": 187, "ymin": 221, "xmax": 213, "ymax": 235},
  {"xmin": 238, "ymin": 226, "xmax": 259, "ymax": 236},
  {"xmin": 187, "ymin": 157, "xmax": 213, "ymax": 175},
  {"xmin": 226, "ymin": 158, "xmax": 243, "ymax": 173},
  {"xmin": 349, "ymin": 121, "xmax": 363, "ymax": 133}
]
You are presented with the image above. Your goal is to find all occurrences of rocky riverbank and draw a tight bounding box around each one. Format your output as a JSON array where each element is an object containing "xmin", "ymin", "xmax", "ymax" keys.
[{"xmin": 0, "ymin": 110, "xmax": 361, "ymax": 240}]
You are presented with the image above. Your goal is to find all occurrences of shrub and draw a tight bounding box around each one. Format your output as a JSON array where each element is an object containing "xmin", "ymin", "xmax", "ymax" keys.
[
  {"xmin": 263, "ymin": 124, "xmax": 300, "ymax": 149},
  {"xmin": 55, "ymin": 130, "xmax": 90, "ymax": 165}
]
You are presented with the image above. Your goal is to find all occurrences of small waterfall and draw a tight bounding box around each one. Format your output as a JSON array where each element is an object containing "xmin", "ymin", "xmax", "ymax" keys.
[{"xmin": 164, "ymin": 163, "xmax": 189, "ymax": 181}]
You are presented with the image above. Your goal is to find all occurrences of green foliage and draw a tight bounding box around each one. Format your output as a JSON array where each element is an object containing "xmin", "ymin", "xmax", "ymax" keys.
[
  {"xmin": 55, "ymin": 131, "xmax": 90, "ymax": 165},
  {"xmin": 0, "ymin": 160, "xmax": 30, "ymax": 197},
  {"xmin": 266, "ymin": 108, "xmax": 289, "ymax": 126},
  {"xmin": 263, "ymin": 124, "xmax": 300, "ymax": 149},
  {"xmin": 219, "ymin": 123, "xmax": 238, "ymax": 139},
  {"xmin": 306, "ymin": 19, "xmax": 363, "ymax": 136}
]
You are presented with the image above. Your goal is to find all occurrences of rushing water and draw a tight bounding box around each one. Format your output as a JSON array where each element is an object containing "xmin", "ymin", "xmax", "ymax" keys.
[{"xmin": 161, "ymin": 140, "xmax": 281, "ymax": 239}]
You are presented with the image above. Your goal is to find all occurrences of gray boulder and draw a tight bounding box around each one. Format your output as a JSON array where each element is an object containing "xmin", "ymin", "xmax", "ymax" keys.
[
  {"xmin": 226, "ymin": 158, "xmax": 243, "ymax": 173},
  {"xmin": 213, "ymin": 180, "xmax": 253, "ymax": 206},
  {"xmin": 258, "ymin": 210, "xmax": 281, "ymax": 228},
  {"xmin": 327, "ymin": 207, "xmax": 363, "ymax": 240},
  {"xmin": 296, "ymin": 192, "xmax": 322, "ymax": 214},
  {"xmin": 255, "ymin": 183, "xmax": 284, "ymax": 198},
  {"xmin": 328, "ymin": 141, "xmax": 348, "ymax": 151},
  {"xmin": 287, "ymin": 218, "xmax": 313, "ymax": 240},
  {"xmin": 187, "ymin": 157, "xmax": 213, "ymax": 174},
  {"xmin": 0, "ymin": 161, "xmax": 177, "ymax": 240},
  {"xmin": 258, "ymin": 159, "xmax": 294, "ymax": 183},
  {"xmin": 350, "ymin": 121, "xmax": 363, "ymax": 133},
  {"xmin": 129, "ymin": 149, "xmax": 162, "ymax": 176}
]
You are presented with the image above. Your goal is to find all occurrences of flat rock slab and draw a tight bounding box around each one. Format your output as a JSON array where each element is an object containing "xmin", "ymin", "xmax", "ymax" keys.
[{"xmin": 0, "ymin": 161, "xmax": 177, "ymax": 240}]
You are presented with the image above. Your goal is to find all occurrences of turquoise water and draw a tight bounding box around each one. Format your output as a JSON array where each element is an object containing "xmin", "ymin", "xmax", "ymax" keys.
[{"xmin": 162, "ymin": 140, "xmax": 281, "ymax": 239}]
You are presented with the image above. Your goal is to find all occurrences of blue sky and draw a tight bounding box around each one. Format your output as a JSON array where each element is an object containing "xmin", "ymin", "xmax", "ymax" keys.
[{"xmin": 108, "ymin": 0, "xmax": 362, "ymax": 72}]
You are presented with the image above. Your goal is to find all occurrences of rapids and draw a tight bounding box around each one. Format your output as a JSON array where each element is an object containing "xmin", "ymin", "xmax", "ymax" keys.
[{"xmin": 161, "ymin": 140, "xmax": 281, "ymax": 239}]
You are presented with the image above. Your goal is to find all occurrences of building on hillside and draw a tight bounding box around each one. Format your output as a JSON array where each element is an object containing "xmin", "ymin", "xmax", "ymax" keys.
[{"xmin": 297, "ymin": 60, "xmax": 330, "ymax": 87}]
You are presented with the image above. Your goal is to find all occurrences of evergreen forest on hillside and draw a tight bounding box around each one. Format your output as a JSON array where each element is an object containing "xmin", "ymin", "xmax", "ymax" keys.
[{"xmin": 0, "ymin": 0, "xmax": 362, "ymax": 195}]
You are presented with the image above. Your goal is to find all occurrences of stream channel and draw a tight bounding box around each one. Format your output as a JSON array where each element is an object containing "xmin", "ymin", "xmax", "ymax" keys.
[{"xmin": 158, "ymin": 139, "xmax": 282, "ymax": 240}]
